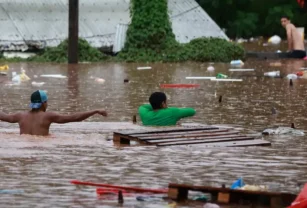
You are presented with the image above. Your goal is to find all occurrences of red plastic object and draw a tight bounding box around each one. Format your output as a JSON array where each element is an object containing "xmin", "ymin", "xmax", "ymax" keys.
[
  {"xmin": 71, "ymin": 180, "xmax": 168, "ymax": 194},
  {"xmin": 160, "ymin": 84, "xmax": 200, "ymax": 88},
  {"xmin": 296, "ymin": 71, "xmax": 304, "ymax": 76},
  {"xmin": 288, "ymin": 184, "xmax": 307, "ymax": 208}
]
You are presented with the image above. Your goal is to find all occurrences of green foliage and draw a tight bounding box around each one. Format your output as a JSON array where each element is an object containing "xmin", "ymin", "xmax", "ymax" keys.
[
  {"xmin": 119, "ymin": 0, "xmax": 244, "ymax": 62},
  {"xmin": 196, "ymin": 0, "xmax": 307, "ymax": 38},
  {"xmin": 29, "ymin": 38, "xmax": 108, "ymax": 63}
]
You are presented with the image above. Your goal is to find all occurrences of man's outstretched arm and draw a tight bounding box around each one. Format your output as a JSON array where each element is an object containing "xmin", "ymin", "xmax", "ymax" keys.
[
  {"xmin": 47, "ymin": 110, "xmax": 107, "ymax": 124},
  {"xmin": 0, "ymin": 112, "xmax": 21, "ymax": 123}
]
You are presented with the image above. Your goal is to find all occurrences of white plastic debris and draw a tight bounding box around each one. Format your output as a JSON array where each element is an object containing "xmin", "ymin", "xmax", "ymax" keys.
[
  {"xmin": 137, "ymin": 66, "xmax": 152, "ymax": 70},
  {"xmin": 229, "ymin": 68, "xmax": 254, "ymax": 72},
  {"xmin": 268, "ymin": 35, "xmax": 281, "ymax": 45},
  {"xmin": 262, "ymin": 127, "xmax": 305, "ymax": 136},
  {"xmin": 94, "ymin": 78, "xmax": 105, "ymax": 83},
  {"xmin": 239, "ymin": 185, "xmax": 268, "ymax": 191},
  {"xmin": 230, "ymin": 60, "xmax": 244, "ymax": 66},
  {"xmin": 264, "ymin": 71, "xmax": 280, "ymax": 77},
  {"xmin": 207, "ymin": 66, "xmax": 215, "ymax": 71},
  {"xmin": 40, "ymin": 74, "xmax": 67, "ymax": 78},
  {"xmin": 186, "ymin": 77, "xmax": 215, "ymax": 80},
  {"xmin": 286, "ymin": 74, "xmax": 298, "ymax": 79},
  {"xmin": 210, "ymin": 78, "xmax": 243, "ymax": 82},
  {"xmin": 204, "ymin": 203, "xmax": 220, "ymax": 208},
  {"xmin": 31, "ymin": 81, "xmax": 45, "ymax": 87}
]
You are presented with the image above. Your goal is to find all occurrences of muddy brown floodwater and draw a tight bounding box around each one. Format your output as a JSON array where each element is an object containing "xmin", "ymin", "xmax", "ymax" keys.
[{"xmin": 1, "ymin": 53, "xmax": 307, "ymax": 207}]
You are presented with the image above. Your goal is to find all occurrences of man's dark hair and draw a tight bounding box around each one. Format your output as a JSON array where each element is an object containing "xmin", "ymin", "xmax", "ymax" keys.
[
  {"xmin": 281, "ymin": 15, "xmax": 290, "ymax": 20},
  {"xmin": 149, "ymin": 92, "xmax": 167, "ymax": 110}
]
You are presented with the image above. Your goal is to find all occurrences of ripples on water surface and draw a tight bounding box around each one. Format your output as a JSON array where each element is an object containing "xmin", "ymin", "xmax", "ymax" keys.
[{"xmin": 1, "ymin": 57, "xmax": 307, "ymax": 207}]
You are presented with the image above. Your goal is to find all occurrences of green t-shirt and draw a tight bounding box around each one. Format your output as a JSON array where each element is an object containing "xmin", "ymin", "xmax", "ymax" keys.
[{"xmin": 138, "ymin": 104, "xmax": 196, "ymax": 126}]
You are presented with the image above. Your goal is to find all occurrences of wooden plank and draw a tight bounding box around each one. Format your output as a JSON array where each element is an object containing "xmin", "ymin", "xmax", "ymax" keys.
[
  {"xmin": 137, "ymin": 130, "xmax": 240, "ymax": 141},
  {"xmin": 168, "ymin": 184, "xmax": 293, "ymax": 197},
  {"xmin": 146, "ymin": 135, "xmax": 248, "ymax": 144},
  {"xmin": 157, "ymin": 139, "xmax": 271, "ymax": 147},
  {"xmin": 130, "ymin": 128, "xmax": 232, "ymax": 138},
  {"xmin": 68, "ymin": 0, "xmax": 79, "ymax": 64},
  {"xmin": 168, "ymin": 183, "xmax": 296, "ymax": 206},
  {"xmin": 115, "ymin": 127, "xmax": 219, "ymax": 136}
]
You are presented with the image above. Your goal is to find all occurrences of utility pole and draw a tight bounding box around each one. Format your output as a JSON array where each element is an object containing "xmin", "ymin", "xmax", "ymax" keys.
[{"xmin": 68, "ymin": 0, "xmax": 79, "ymax": 63}]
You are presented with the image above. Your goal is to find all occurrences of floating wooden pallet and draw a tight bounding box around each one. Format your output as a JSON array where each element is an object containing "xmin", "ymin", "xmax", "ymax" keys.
[
  {"xmin": 113, "ymin": 126, "xmax": 271, "ymax": 147},
  {"xmin": 168, "ymin": 183, "xmax": 296, "ymax": 208}
]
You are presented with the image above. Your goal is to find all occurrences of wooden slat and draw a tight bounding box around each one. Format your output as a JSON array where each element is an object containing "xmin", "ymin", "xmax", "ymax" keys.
[
  {"xmin": 146, "ymin": 134, "xmax": 247, "ymax": 144},
  {"xmin": 137, "ymin": 130, "xmax": 240, "ymax": 141},
  {"xmin": 130, "ymin": 128, "xmax": 231, "ymax": 138},
  {"xmin": 114, "ymin": 127, "xmax": 219, "ymax": 136},
  {"xmin": 168, "ymin": 183, "xmax": 296, "ymax": 197},
  {"xmin": 157, "ymin": 139, "xmax": 271, "ymax": 147}
]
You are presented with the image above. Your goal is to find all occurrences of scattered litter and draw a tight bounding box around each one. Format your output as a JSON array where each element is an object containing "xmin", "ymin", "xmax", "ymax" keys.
[
  {"xmin": 33, "ymin": 75, "xmax": 38, "ymax": 78},
  {"xmin": 229, "ymin": 68, "xmax": 254, "ymax": 72},
  {"xmin": 262, "ymin": 127, "xmax": 305, "ymax": 136},
  {"xmin": 216, "ymin": 73, "xmax": 228, "ymax": 79},
  {"xmin": 231, "ymin": 178, "xmax": 245, "ymax": 189},
  {"xmin": 207, "ymin": 66, "xmax": 215, "ymax": 71},
  {"xmin": 203, "ymin": 203, "xmax": 220, "ymax": 208},
  {"xmin": 230, "ymin": 60, "xmax": 244, "ymax": 66},
  {"xmin": 31, "ymin": 82, "xmax": 45, "ymax": 87},
  {"xmin": 264, "ymin": 71, "xmax": 280, "ymax": 78},
  {"xmin": 186, "ymin": 77, "xmax": 215, "ymax": 80},
  {"xmin": 263, "ymin": 43, "xmax": 268, "ymax": 46},
  {"xmin": 137, "ymin": 66, "xmax": 152, "ymax": 70},
  {"xmin": 268, "ymin": 35, "xmax": 281, "ymax": 45},
  {"xmin": 276, "ymin": 50, "xmax": 282, "ymax": 53},
  {"xmin": 12, "ymin": 72, "xmax": 21, "ymax": 83},
  {"xmin": 211, "ymin": 78, "xmax": 243, "ymax": 82},
  {"xmin": 297, "ymin": 71, "xmax": 304, "ymax": 76},
  {"xmin": 40, "ymin": 74, "xmax": 67, "ymax": 78},
  {"xmin": 286, "ymin": 74, "xmax": 298, "ymax": 80}
]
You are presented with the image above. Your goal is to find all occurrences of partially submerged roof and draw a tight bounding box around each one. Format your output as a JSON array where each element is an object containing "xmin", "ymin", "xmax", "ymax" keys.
[{"xmin": 0, "ymin": 0, "xmax": 228, "ymax": 52}]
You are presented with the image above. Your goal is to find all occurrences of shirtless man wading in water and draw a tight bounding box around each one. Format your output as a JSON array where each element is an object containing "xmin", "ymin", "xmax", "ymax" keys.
[
  {"xmin": 281, "ymin": 16, "xmax": 306, "ymax": 59},
  {"xmin": 0, "ymin": 90, "xmax": 108, "ymax": 136}
]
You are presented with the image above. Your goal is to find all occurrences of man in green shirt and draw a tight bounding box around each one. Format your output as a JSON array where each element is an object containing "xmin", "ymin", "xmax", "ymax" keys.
[{"xmin": 138, "ymin": 92, "xmax": 196, "ymax": 126}]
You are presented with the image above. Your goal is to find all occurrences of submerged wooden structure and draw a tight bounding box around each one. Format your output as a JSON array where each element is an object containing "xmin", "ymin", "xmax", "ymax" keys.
[
  {"xmin": 168, "ymin": 183, "xmax": 296, "ymax": 208},
  {"xmin": 113, "ymin": 126, "xmax": 270, "ymax": 147}
]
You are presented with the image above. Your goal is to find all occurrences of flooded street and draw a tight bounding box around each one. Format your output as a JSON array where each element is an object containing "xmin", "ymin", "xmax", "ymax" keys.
[{"xmin": 1, "ymin": 58, "xmax": 307, "ymax": 207}]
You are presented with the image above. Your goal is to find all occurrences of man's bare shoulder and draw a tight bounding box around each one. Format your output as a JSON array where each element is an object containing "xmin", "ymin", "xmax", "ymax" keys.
[{"xmin": 286, "ymin": 23, "xmax": 295, "ymax": 30}]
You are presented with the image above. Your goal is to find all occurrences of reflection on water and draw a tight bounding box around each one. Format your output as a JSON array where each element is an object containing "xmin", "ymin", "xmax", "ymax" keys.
[{"xmin": 1, "ymin": 58, "xmax": 307, "ymax": 207}]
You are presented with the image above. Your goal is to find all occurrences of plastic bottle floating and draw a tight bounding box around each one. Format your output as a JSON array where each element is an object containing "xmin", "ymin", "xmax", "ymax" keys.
[
  {"xmin": 216, "ymin": 73, "xmax": 228, "ymax": 79},
  {"xmin": 268, "ymin": 35, "xmax": 281, "ymax": 45},
  {"xmin": 264, "ymin": 71, "xmax": 280, "ymax": 78},
  {"xmin": 230, "ymin": 60, "xmax": 244, "ymax": 66}
]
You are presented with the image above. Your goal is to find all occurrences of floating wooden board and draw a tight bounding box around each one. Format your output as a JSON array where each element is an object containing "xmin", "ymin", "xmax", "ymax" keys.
[
  {"xmin": 168, "ymin": 183, "xmax": 296, "ymax": 208},
  {"xmin": 113, "ymin": 126, "xmax": 271, "ymax": 147}
]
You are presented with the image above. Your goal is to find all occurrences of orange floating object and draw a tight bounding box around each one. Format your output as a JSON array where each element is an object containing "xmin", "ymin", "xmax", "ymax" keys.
[
  {"xmin": 160, "ymin": 84, "xmax": 200, "ymax": 88},
  {"xmin": 296, "ymin": 71, "xmax": 304, "ymax": 76},
  {"xmin": 288, "ymin": 184, "xmax": 307, "ymax": 208}
]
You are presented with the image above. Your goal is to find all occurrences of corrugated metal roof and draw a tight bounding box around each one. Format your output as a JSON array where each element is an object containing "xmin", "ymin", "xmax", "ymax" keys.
[
  {"xmin": 113, "ymin": 24, "xmax": 129, "ymax": 53},
  {"xmin": 0, "ymin": 0, "xmax": 228, "ymax": 52},
  {"xmin": 169, "ymin": 0, "xmax": 229, "ymax": 42}
]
